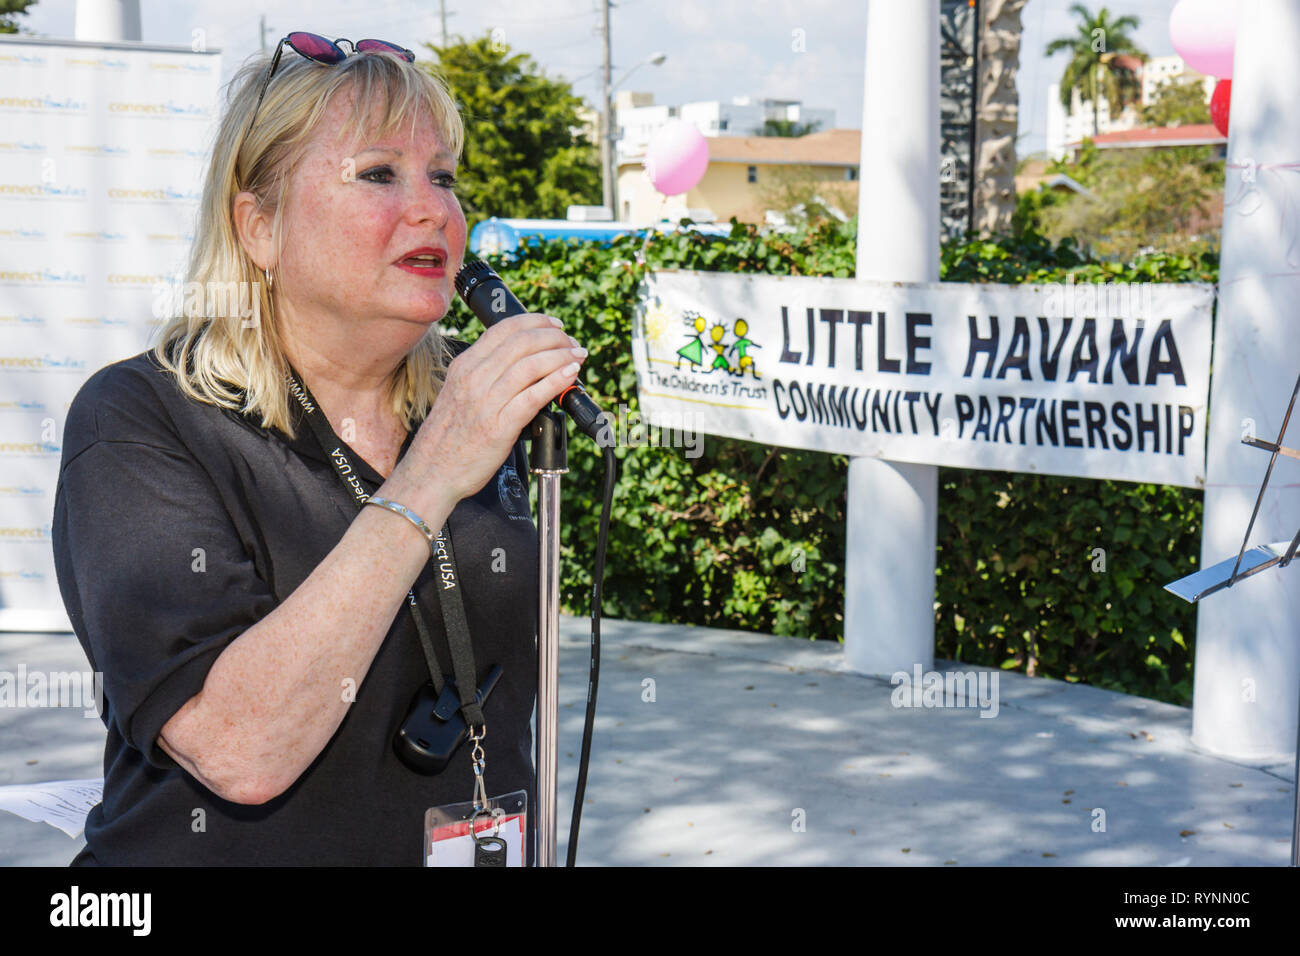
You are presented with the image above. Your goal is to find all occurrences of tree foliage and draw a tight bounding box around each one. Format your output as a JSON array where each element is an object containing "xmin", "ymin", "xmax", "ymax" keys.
[
  {"xmin": 760, "ymin": 118, "xmax": 822, "ymax": 137},
  {"xmin": 754, "ymin": 164, "xmax": 855, "ymax": 228},
  {"xmin": 0, "ymin": 0, "xmax": 38, "ymax": 34},
  {"xmin": 1140, "ymin": 79, "xmax": 1212, "ymax": 128},
  {"xmin": 1027, "ymin": 139, "xmax": 1223, "ymax": 259},
  {"xmin": 423, "ymin": 33, "xmax": 600, "ymax": 231}
]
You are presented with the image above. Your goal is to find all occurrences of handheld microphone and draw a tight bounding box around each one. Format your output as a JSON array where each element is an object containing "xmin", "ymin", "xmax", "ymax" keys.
[{"xmin": 454, "ymin": 259, "xmax": 607, "ymax": 442}]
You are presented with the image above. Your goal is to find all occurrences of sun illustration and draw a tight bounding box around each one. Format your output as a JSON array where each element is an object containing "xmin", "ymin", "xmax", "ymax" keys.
[{"xmin": 643, "ymin": 301, "xmax": 674, "ymax": 347}]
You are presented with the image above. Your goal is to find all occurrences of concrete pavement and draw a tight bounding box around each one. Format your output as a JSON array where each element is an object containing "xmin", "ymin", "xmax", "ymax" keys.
[{"xmin": 1, "ymin": 617, "xmax": 1294, "ymax": 865}]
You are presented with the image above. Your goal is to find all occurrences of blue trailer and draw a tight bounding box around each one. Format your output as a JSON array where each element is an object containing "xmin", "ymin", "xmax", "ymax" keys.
[{"xmin": 469, "ymin": 217, "xmax": 733, "ymax": 255}]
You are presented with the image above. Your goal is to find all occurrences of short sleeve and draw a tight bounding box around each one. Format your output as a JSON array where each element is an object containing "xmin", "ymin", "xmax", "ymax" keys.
[{"xmin": 52, "ymin": 363, "xmax": 278, "ymax": 771}]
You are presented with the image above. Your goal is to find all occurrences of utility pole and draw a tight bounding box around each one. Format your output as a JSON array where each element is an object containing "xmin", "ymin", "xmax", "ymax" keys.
[
  {"xmin": 440, "ymin": 0, "xmax": 448, "ymax": 47},
  {"xmin": 601, "ymin": 0, "xmax": 616, "ymax": 219},
  {"xmin": 259, "ymin": 15, "xmax": 271, "ymax": 54}
]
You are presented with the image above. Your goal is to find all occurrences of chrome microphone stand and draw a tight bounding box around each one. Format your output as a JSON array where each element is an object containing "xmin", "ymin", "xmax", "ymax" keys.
[{"xmin": 529, "ymin": 409, "xmax": 567, "ymax": 867}]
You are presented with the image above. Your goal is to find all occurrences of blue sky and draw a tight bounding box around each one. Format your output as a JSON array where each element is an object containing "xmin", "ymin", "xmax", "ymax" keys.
[{"xmin": 17, "ymin": 0, "xmax": 1182, "ymax": 158}]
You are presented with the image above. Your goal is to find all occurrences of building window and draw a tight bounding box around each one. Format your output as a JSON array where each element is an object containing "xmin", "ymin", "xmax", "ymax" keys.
[
  {"xmin": 846, "ymin": 167, "xmax": 858, "ymax": 181},
  {"xmin": 719, "ymin": 118, "xmax": 728, "ymax": 131},
  {"xmin": 747, "ymin": 165, "xmax": 757, "ymax": 183}
]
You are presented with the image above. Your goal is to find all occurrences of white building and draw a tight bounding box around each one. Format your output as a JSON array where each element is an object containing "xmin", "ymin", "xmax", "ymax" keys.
[
  {"xmin": 1045, "ymin": 55, "xmax": 1215, "ymax": 160},
  {"xmin": 615, "ymin": 92, "xmax": 834, "ymax": 163}
]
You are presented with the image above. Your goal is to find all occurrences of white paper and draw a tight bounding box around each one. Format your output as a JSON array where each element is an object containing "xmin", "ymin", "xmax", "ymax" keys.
[{"xmin": 0, "ymin": 778, "xmax": 103, "ymax": 838}]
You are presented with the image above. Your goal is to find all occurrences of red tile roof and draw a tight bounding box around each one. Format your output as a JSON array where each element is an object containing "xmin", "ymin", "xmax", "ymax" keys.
[{"xmin": 1070, "ymin": 124, "xmax": 1226, "ymax": 149}]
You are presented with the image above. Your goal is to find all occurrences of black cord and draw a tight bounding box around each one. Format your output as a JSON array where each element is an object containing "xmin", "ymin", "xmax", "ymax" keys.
[{"xmin": 565, "ymin": 443, "xmax": 617, "ymax": 866}]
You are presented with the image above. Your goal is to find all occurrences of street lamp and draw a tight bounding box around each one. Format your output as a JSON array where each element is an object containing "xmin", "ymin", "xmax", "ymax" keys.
[{"xmin": 604, "ymin": 51, "xmax": 667, "ymax": 221}]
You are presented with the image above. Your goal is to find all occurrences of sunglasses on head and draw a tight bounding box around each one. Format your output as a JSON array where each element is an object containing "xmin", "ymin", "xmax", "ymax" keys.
[{"xmin": 241, "ymin": 31, "xmax": 416, "ymax": 149}]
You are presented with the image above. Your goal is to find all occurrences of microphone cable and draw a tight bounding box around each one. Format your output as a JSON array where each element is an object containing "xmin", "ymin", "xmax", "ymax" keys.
[{"xmin": 566, "ymin": 441, "xmax": 615, "ymax": 866}]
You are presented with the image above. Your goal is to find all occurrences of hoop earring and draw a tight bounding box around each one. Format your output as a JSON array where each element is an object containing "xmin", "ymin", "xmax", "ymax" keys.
[{"xmin": 264, "ymin": 267, "xmax": 273, "ymax": 291}]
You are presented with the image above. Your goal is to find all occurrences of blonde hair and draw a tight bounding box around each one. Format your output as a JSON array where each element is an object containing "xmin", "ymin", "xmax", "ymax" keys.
[{"xmin": 152, "ymin": 45, "xmax": 465, "ymax": 439}]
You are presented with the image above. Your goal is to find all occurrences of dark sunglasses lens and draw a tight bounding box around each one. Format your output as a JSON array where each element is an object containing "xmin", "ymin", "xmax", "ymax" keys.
[
  {"xmin": 356, "ymin": 39, "xmax": 415, "ymax": 62},
  {"xmin": 287, "ymin": 31, "xmax": 345, "ymax": 63}
]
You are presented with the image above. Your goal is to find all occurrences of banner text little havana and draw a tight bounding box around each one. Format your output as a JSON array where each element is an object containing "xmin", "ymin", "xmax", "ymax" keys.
[{"xmin": 768, "ymin": 306, "xmax": 1195, "ymax": 457}]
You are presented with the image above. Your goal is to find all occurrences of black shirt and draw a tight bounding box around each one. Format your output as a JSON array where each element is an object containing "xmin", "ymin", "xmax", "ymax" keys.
[{"xmin": 52, "ymin": 346, "xmax": 538, "ymax": 865}]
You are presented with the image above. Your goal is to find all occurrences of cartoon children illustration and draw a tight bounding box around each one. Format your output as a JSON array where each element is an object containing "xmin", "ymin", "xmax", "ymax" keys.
[
  {"xmin": 727, "ymin": 318, "xmax": 761, "ymax": 379},
  {"xmin": 676, "ymin": 312, "xmax": 707, "ymax": 370},
  {"xmin": 708, "ymin": 321, "xmax": 733, "ymax": 373}
]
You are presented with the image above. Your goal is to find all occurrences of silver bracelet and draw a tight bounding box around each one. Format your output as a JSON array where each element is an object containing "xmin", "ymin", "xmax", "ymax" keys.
[{"xmin": 364, "ymin": 496, "xmax": 436, "ymax": 553}]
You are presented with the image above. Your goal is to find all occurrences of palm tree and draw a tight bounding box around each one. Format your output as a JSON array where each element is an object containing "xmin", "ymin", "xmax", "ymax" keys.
[{"xmin": 1045, "ymin": 4, "xmax": 1145, "ymax": 137}]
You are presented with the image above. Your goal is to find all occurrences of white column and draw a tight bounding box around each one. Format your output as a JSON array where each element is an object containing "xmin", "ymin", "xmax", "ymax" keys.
[
  {"xmin": 843, "ymin": 0, "xmax": 940, "ymax": 676},
  {"xmin": 1194, "ymin": 0, "xmax": 1300, "ymax": 759},
  {"xmin": 74, "ymin": 0, "xmax": 141, "ymax": 42}
]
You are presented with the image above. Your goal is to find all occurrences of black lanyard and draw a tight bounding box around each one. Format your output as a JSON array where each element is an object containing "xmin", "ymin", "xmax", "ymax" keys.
[{"xmin": 284, "ymin": 365, "xmax": 485, "ymax": 729}]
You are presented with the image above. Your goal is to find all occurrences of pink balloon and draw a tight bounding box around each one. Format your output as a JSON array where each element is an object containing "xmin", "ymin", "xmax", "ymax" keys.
[
  {"xmin": 1169, "ymin": 0, "xmax": 1237, "ymax": 79},
  {"xmin": 645, "ymin": 120, "xmax": 709, "ymax": 196}
]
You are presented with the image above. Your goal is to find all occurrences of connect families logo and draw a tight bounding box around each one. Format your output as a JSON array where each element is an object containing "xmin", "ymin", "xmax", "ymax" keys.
[
  {"xmin": 0, "ymin": 268, "xmax": 85, "ymax": 284},
  {"xmin": 0, "ymin": 95, "xmax": 87, "ymax": 112},
  {"xmin": 65, "ymin": 230, "xmax": 127, "ymax": 242},
  {"xmin": 65, "ymin": 56, "xmax": 129, "ymax": 70},
  {"xmin": 147, "ymin": 60, "xmax": 214, "ymax": 73},
  {"xmin": 0, "ymin": 355, "xmax": 84, "ymax": 372},
  {"xmin": 0, "ymin": 438, "xmax": 60, "ymax": 454},
  {"xmin": 66, "ymin": 144, "xmax": 129, "ymax": 157},
  {"xmin": 0, "ymin": 485, "xmax": 43, "ymax": 496},
  {"xmin": 65, "ymin": 316, "xmax": 129, "ymax": 328},
  {"xmin": 107, "ymin": 100, "xmax": 210, "ymax": 118},
  {"xmin": 0, "ymin": 182, "xmax": 87, "ymax": 199},
  {"xmin": 107, "ymin": 186, "xmax": 201, "ymax": 202},
  {"xmin": 147, "ymin": 146, "xmax": 207, "ymax": 160},
  {"xmin": 0, "ymin": 522, "xmax": 53, "ymax": 538}
]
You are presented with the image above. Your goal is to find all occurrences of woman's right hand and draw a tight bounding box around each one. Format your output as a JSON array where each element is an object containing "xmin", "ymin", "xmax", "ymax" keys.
[{"xmin": 401, "ymin": 312, "xmax": 586, "ymax": 507}]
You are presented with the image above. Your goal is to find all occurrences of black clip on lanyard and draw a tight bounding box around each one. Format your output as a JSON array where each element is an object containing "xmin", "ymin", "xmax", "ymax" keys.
[{"xmin": 285, "ymin": 366, "xmax": 485, "ymax": 729}]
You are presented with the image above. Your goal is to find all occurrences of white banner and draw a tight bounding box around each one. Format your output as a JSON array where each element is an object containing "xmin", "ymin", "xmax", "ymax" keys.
[
  {"xmin": 0, "ymin": 37, "xmax": 222, "ymax": 630},
  {"xmin": 632, "ymin": 271, "xmax": 1215, "ymax": 487}
]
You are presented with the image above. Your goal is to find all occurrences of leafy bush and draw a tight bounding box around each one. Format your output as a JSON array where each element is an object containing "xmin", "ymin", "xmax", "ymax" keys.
[{"xmin": 442, "ymin": 221, "xmax": 1214, "ymax": 705}]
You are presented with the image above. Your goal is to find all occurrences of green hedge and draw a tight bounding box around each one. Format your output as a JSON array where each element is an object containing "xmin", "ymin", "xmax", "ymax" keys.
[{"xmin": 443, "ymin": 221, "xmax": 1217, "ymax": 705}]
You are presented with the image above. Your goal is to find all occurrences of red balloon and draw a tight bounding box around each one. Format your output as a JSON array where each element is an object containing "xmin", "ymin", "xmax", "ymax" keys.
[{"xmin": 1210, "ymin": 79, "xmax": 1231, "ymax": 137}]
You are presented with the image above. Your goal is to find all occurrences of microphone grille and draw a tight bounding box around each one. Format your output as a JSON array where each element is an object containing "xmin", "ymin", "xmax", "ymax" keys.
[{"xmin": 453, "ymin": 259, "xmax": 497, "ymax": 302}]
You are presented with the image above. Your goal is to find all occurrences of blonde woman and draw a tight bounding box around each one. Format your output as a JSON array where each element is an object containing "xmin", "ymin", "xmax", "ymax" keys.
[{"xmin": 52, "ymin": 33, "xmax": 584, "ymax": 865}]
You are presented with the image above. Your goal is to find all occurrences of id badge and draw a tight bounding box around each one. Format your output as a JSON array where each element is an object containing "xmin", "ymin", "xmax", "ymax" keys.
[{"xmin": 424, "ymin": 789, "xmax": 528, "ymax": 867}]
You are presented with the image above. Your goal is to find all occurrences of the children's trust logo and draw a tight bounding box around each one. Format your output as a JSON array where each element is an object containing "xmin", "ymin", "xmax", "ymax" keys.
[{"xmin": 674, "ymin": 310, "xmax": 762, "ymax": 379}]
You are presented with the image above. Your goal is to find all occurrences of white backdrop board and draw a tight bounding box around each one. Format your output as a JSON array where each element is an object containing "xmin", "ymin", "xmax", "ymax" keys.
[
  {"xmin": 0, "ymin": 36, "xmax": 222, "ymax": 630},
  {"xmin": 633, "ymin": 271, "xmax": 1215, "ymax": 487}
]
